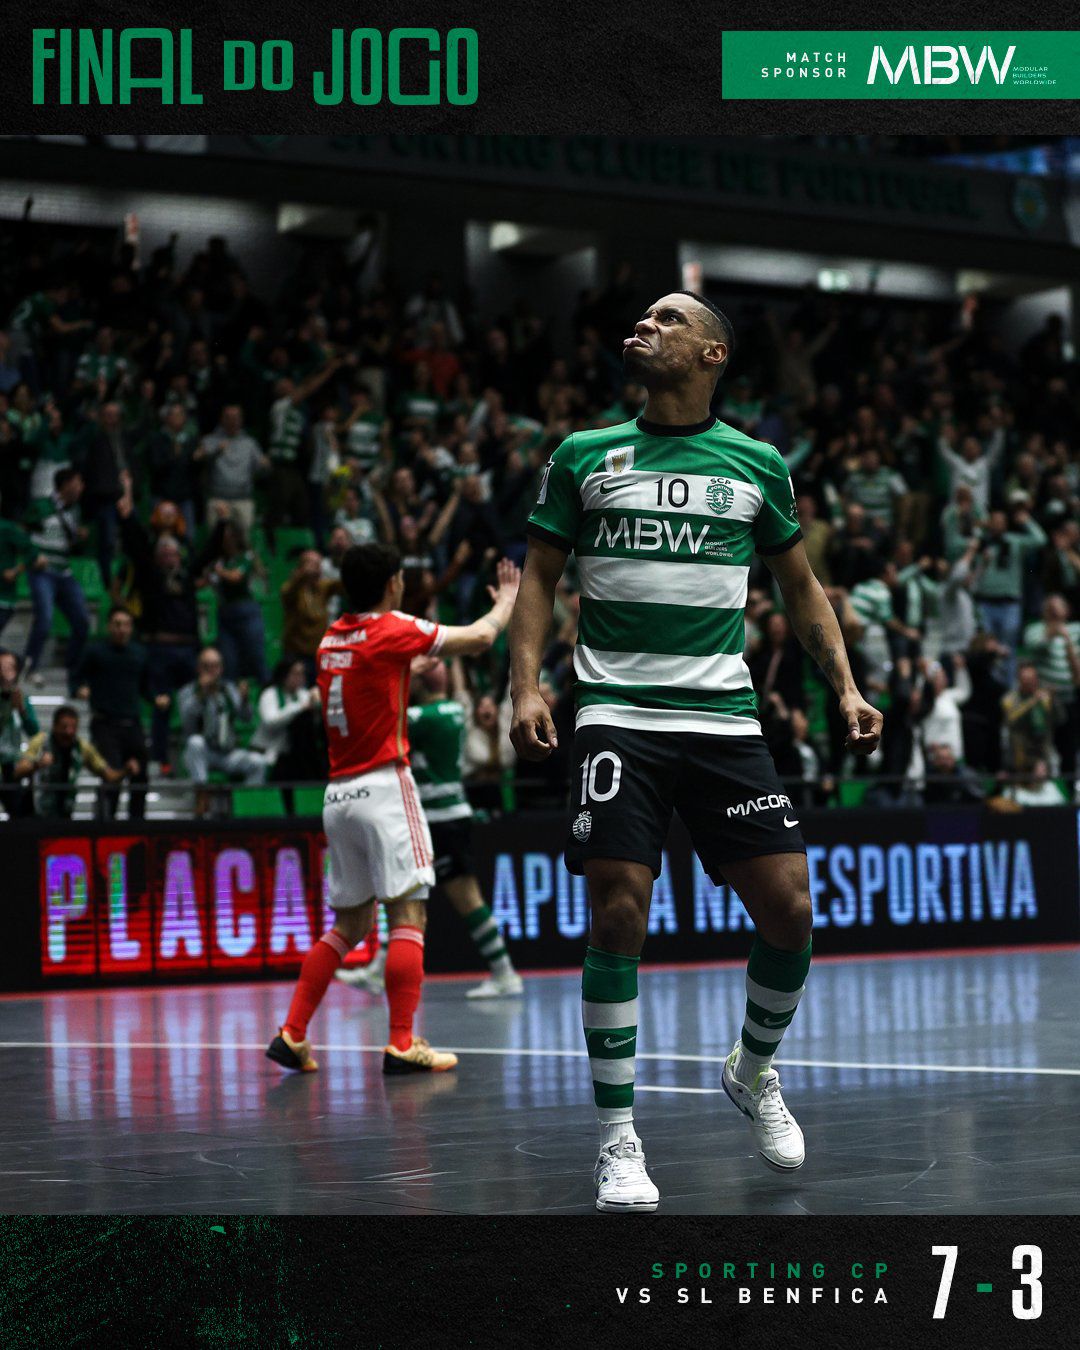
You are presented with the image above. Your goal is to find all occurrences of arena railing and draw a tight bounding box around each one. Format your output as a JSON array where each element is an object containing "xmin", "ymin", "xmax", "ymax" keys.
[{"xmin": 0, "ymin": 773, "xmax": 1073, "ymax": 821}]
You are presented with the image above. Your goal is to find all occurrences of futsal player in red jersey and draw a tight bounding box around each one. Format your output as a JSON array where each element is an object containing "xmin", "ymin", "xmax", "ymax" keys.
[{"xmin": 267, "ymin": 543, "xmax": 520, "ymax": 1074}]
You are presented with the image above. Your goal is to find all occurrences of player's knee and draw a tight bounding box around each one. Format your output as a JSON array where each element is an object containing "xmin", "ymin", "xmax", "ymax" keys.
[
  {"xmin": 590, "ymin": 892, "xmax": 647, "ymax": 953},
  {"xmin": 772, "ymin": 884, "xmax": 812, "ymax": 950},
  {"xmin": 388, "ymin": 897, "xmax": 427, "ymax": 931},
  {"xmin": 332, "ymin": 904, "xmax": 374, "ymax": 948}
]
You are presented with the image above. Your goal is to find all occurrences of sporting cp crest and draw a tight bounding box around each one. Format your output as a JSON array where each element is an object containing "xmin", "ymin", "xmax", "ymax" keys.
[
  {"xmin": 706, "ymin": 477, "xmax": 735, "ymax": 515},
  {"xmin": 572, "ymin": 810, "xmax": 593, "ymax": 842},
  {"xmin": 605, "ymin": 446, "xmax": 635, "ymax": 475}
]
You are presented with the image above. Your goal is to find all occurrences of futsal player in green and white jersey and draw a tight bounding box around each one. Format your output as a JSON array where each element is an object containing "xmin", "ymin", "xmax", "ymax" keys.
[
  {"xmin": 510, "ymin": 292, "xmax": 882, "ymax": 1213},
  {"xmin": 337, "ymin": 657, "xmax": 522, "ymax": 999}
]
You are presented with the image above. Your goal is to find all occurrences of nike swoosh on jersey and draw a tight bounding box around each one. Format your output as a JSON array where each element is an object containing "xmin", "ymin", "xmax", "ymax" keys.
[
  {"xmin": 598, "ymin": 476, "xmax": 659, "ymax": 495},
  {"xmin": 783, "ymin": 816, "xmax": 799, "ymax": 827},
  {"xmin": 603, "ymin": 1035, "xmax": 636, "ymax": 1049}
]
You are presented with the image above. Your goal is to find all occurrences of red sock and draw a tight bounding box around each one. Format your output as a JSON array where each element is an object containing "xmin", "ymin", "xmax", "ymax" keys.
[
  {"xmin": 284, "ymin": 929, "xmax": 351, "ymax": 1041},
  {"xmin": 385, "ymin": 926, "xmax": 425, "ymax": 1051}
]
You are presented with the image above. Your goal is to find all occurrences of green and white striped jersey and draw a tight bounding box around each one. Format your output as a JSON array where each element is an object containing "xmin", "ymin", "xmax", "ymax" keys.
[
  {"xmin": 26, "ymin": 494, "xmax": 81, "ymax": 575},
  {"xmin": 527, "ymin": 416, "xmax": 801, "ymax": 736},
  {"xmin": 849, "ymin": 577, "xmax": 894, "ymax": 630},
  {"xmin": 75, "ymin": 350, "xmax": 129, "ymax": 387},
  {"xmin": 1022, "ymin": 620, "xmax": 1080, "ymax": 693},
  {"xmin": 269, "ymin": 397, "xmax": 305, "ymax": 463},
  {"xmin": 407, "ymin": 696, "xmax": 473, "ymax": 822},
  {"xmin": 345, "ymin": 414, "xmax": 385, "ymax": 471}
]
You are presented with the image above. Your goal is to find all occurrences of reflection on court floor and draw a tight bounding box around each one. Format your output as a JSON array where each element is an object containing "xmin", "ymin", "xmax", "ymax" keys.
[{"xmin": 3, "ymin": 948, "xmax": 1077, "ymax": 1214}]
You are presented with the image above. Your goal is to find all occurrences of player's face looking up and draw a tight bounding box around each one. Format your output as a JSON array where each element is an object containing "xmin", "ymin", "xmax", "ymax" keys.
[{"xmin": 622, "ymin": 293, "xmax": 727, "ymax": 390}]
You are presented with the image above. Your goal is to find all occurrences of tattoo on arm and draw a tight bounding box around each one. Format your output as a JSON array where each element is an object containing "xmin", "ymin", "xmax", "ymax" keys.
[{"xmin": 808, "ymin": 622, "xmax": 839, "ymax": 690}]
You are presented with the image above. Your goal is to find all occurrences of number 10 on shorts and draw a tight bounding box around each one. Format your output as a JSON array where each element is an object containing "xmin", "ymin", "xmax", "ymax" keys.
[
  {"xmin": 579, "ymin": 751, "xmax": 623, "ymax": 805},
  {"xmin": 931, "ymin": 1245, "xmax": 1042, "ymax": 1320}
]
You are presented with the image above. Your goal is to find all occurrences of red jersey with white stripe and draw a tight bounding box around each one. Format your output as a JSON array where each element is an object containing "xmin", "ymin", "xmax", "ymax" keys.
[{"xmin": 317, "ymin": 609, "xmax": 446, "ymax": 779}]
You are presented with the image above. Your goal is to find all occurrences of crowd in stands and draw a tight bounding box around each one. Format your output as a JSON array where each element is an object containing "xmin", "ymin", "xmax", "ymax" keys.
[{"xmin": 0, "ymin": 219, "xmax": 1078, "ymax": 816}]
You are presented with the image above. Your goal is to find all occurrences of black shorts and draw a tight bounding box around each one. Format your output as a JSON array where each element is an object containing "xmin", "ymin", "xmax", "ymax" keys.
[
  {"xmin": 430, "ymin": 817, "xmax": 475, "ymax": 883},
  {"xmin": 564, "ymin": 724, "xmax": 806, "ymax": 882}
]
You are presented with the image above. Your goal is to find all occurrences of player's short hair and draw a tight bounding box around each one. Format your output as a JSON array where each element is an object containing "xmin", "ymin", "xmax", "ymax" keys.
[
  {"xmin": 341, "ymin": 542, "xmax": 403, "ymax": 612},
  {"xmin": 677, "ymin": 291, "xmax": 734, "ymax": 373},
  {"xmin": 53, "ymin": 704, "xmax": 78, "ymax": 726}
]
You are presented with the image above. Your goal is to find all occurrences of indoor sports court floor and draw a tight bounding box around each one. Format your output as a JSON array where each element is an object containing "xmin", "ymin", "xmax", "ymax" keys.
[{"xmin": 4, "ymin": 947, "xmax": 1079, "ymax": 1215}]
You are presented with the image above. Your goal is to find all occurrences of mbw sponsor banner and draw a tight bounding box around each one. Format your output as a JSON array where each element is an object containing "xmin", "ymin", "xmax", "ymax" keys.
[
  {"xmin": 722, "ymin": 31, "xmax": 1080, "ymax": 98},
  {"xmin": 15, "ymin": 806, "xmax": 1080, "ymax": 988}
]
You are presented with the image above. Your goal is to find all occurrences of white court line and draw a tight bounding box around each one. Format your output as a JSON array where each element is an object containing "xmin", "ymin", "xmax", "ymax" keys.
[
  {"xmin": 2, "ymin": 1040, "xmax": 1079, "ymax": 1079},
  {"xmin": 635, "ymin": 1085, "xmax": 723, "ymax": 1095}
]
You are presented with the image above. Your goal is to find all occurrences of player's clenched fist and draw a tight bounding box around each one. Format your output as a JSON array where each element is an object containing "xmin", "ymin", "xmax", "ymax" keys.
[
  {"xmin": 510, "ymin": 688, "xmax": 557, "ymax": 761},
  {"xmin": 839, "ymin": 691, "xmax": 883, "ymax": 755}
]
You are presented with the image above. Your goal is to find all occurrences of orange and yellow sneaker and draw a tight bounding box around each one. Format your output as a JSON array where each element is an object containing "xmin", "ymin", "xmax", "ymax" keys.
[
  {"xmin": 266, "ymin": 1027, "xmax": 319, "ymax": 1073},
  {"xmin": 383, "ymin": 1036, "xmax": 458, "ymax": 1075}
]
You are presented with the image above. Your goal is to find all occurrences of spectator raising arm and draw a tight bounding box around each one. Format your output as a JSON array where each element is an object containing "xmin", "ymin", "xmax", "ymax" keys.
[
  {"xmin": 950, "ymin": 653, "xmax": 972, "ymax": 706},
  {"xmin": 428, "ymin": 483, "xmax": 463, "ymax": 548},
  {"xmin": 447, "ymin": 654, "xmax": 470, "ymax": 707},
  {"xmin": 255, "ymin": 682, "xmax": 315, "ymax": 736},
  {"xmin": 290, "ymin": 354, "xmax": 346, "ymax": 407}
]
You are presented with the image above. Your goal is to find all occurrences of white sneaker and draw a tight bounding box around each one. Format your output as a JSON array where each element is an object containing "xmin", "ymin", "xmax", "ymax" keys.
[
  {"xmin": 466, "ymin": 970, "xmax": 524, "ymax": 999},
  {"xmin": 593, "ymin": 1138, "xmax": 659, "ymax": 1213},
  {"xmin": 722, "ymin": 1043, "xmax": 805, "ymax": 1172},
  {"xmin": 335, "ymin": 959, "xmax": 385, "ymax": 994}
]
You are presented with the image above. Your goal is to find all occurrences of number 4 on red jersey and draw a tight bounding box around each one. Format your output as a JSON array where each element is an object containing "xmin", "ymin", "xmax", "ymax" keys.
[{"xmin": 316, "ymin": 610, "xmax": 446, "ymax": 779}]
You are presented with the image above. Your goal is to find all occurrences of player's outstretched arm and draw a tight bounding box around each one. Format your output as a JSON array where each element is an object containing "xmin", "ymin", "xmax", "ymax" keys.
[
  {"xmin": 438, "ymin": 557, "xmax": 521, "ymax": 658},
  {"xmin": 764, "ymin": 539, "xmax": 883, "ymax": 756},
  {"xmin": 509, "ymin": 537, "xmax": 566, "ymax": 761}
]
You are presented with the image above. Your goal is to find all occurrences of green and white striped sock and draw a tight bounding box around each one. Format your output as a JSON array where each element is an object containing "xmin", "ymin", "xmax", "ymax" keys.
[
  {"xmin": 736, "ymin": 936, "xmax": 812, "ymax": 1085},
  {"xmin": 465, "ymin": 904, "xmax": 513, "ymax": 978},
  {"xmin": 582, "ymin": 946, "xmax": 639, "ymax": 1147}
]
